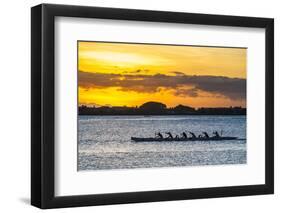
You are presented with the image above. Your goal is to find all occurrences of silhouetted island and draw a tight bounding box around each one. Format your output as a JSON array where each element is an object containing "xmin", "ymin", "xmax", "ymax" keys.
[{"xmin": 79, "ymin": 101, "xmax": 246, "ymax": 115}]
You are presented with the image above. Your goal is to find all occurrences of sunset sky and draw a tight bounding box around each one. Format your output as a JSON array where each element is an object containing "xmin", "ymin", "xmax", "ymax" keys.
[{"xmin": 78, "ymin": 41, "xmax": 246, "ymax": 108}]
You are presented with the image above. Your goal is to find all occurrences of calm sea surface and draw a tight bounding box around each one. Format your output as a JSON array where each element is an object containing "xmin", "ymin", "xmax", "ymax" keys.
[{"xmin": 78, "ymin": 115, "xmax": 246, "ymax": 171}]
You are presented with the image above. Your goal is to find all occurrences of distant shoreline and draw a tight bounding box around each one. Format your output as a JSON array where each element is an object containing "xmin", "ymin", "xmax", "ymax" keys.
[
  {"xmin": 79, "ymin": 114, "xmax": 246, "ymax": 116},
  {"xmin": 79, "ymin": 101, "xmax": 246, "ymax": 116}
]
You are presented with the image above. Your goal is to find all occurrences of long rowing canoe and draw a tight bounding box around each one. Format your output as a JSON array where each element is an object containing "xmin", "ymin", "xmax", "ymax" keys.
[{"xmin": 131, "ymin": 136, "xmax": 238, "ymax": 142}]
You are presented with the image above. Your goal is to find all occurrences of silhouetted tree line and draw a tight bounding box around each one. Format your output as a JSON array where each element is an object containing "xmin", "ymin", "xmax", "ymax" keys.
[{"xmin": 79, "ymin": 101, "xmax": 246, "ymax": 115}]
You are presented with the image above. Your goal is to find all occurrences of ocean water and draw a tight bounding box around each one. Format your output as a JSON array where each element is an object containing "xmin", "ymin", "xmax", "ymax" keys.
[{"xmin": 78, "ymin": 115, "xmax": 246, "ymax": 171}]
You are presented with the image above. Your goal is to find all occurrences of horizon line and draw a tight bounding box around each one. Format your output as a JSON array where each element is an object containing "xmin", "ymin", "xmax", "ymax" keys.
[{"xmin": 78, "ymin": 103, "xmax": 246, "ymax": 109}]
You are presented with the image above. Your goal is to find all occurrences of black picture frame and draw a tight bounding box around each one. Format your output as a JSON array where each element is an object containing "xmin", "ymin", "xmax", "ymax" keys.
[{"xmin": 31, "ymin": 3, "xmax": 274, "ymax": 209}]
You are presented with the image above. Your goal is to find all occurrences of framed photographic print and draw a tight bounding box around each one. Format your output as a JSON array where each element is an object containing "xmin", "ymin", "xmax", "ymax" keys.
[{"xmin": 31, "ymin": 4, "xmax": 274, "ymax": 209}]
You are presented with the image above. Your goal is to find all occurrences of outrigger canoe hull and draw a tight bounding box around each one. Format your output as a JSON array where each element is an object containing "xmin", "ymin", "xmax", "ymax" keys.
[{"xmin": 131, "ymin": 136, "xmax": 238, "ymax": 142}]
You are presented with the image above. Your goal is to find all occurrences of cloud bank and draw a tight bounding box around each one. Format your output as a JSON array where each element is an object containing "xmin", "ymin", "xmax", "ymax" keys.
[{"xmin": 79, "ymin": 71, "xmax": 246, "ymax": 100}]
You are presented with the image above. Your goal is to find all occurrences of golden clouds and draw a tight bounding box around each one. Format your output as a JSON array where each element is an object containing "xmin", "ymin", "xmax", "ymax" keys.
[{"xmin": 78, "ymin": 41, "xmax": 246, "ymax": 108}]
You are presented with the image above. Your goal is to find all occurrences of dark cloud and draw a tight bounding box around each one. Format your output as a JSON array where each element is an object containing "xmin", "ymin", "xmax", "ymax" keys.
[
  {"xmin": 174, "ymin": 87, "xmax": 199, "ymax": 97},
  {"xmin": 79, "ymin": 71, "xmax": 246, "ymax": 100},
  {"xmin": 122, "ymin": 69, "xmax": 150, "ymax": 74},
  {"xmin": 171, "ymin": 71, "xmax": 186, "ymax": 76}
]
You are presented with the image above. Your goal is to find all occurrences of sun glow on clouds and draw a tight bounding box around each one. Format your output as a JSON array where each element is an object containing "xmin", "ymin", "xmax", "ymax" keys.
[{"xmin": 78, "ymin": 41, "xmax": 247, "ymax": 108}]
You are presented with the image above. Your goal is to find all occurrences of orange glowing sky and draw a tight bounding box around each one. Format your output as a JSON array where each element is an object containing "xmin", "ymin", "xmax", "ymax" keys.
[{"xmin": 78, "ymin": 41, "xmax": 246, "ymax": 108}]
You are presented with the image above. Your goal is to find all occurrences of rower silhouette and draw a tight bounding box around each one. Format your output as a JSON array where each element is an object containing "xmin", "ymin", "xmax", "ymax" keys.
[
  {"xmin": 189, "ymin": 131, "xmax": 196, "ymax": 138},
  {"xmin": 156, "ymin": 132, "xmax": 163, "ymax": 139},
  {"xmin": 202, "ymin": 132, "xmax": 209, "ymax": 138},
  {"xmin": 181, "ymin": 132, "xmax": 188, "ymax": 139},
  {"xmin": 165, "ymin": 132, "xmax": 173, "ymax": 139},
  {"xmin": 213, "ymin": 131, "xmax": 220, "ymax": 137}
]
